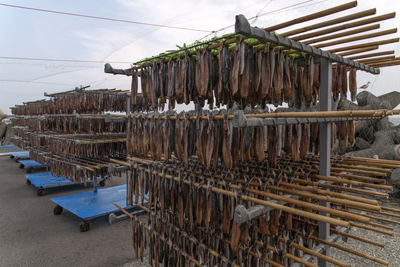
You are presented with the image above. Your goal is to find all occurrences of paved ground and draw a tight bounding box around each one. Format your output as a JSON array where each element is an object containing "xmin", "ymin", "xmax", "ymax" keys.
[{"xmin": 0, "ymin": 155, "xmax": 140, "ymax": 267}]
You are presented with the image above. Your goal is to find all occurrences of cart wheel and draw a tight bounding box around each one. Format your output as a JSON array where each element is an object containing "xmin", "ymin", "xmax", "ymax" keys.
[
  {"xmin": 99, "ymin": 180, "xmax": 105, "ymax": 187},
  {"xmin": 53, "ymin": 205, "xmax": 63, "ymax": 215},
  {"xmin": 26, "ymin": 179, "xmax": 31, "ymax": 185},
  {"xmin": 26, "ymin": 167, "xmax": 33, "ymax": 173},
  {"xmin": 80, "ymin": 221, "xmax": 90, "ymax": 232},
  {"xmin": 37, "ymin": 188, "xmax": 44, "ymax": 196},
  {"xmin": 19, "ymin": 163, "xmax": 24, "ymax": 169}
]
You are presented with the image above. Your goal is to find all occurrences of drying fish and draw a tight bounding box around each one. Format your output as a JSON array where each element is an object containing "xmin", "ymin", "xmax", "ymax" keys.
[
  {"xmin": 341, "ymin": 64, "xmax": 348, "ymax": 99},
  {"xmin": 131, "ymin": 70, "xmax": 138, "ymax": 105},
  {"xmin": 349, "ymin": 68, "xmax": 357, "ymax": 101},
  {"xmin": 231, "ymin": 37, "xmax": 242, "ymax": 96},
  {"xmin": 260, "ymin": 46, "xmax": 271, "ymax": 101},
  {"xmin": 300, "ymin": 123, "xmax": 309, "ymax": 159}
]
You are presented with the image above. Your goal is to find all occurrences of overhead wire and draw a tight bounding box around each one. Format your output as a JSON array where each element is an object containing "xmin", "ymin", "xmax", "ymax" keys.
[
  {"xmin": 0, "ymin": 2, "xmax": 213, "ymax": 33},
  {"xmin": 0, "ymin": 56, "xmax": 132, "ymax": 64},
  {"xmin": 196, "ymin": 0, "xmax": 320, "ymax": 42}
]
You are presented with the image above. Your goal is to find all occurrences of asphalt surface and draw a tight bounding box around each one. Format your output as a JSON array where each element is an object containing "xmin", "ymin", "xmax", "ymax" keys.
[{"xmin": 0, "ymin": 155, "xmax": 140, "ymax": 267}]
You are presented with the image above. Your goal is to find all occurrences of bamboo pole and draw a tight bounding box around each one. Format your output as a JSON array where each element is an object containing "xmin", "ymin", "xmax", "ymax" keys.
[
  {"xmin": 331, "ymin": 172, "xmax": 386, "ymax": 184},
  {"xmin": 350, "ymin": 222, "xmax": 393, "ymax": 236},
  {"xmin": 382, "ymin": 206, "xmax": 400, "ymax": 213},
  {"xmin": 310, "ymin": 236, "xmax": 389, "ymax": 266},
  {"xmin": 286, "ymin": 253, "xmax": 318, "ymax": 267},
  {"xmin": 245, "ymin": 187, "xmax": 370, "ymax": 223},
  {"xmin": 266, "ymin": 185, "xmax": 381, "ymax": 212},
  {"xmin": 292, "ymin": 12, "xmax": 396, "ymax": 41},
  {"xmin": 281, "ymin": 9, "xmax": 377, "ymax": 37},
  {"xmin": 315, "ymin": 28, "xmax": 398, "ymax": 48},
  {"xmin": 358, "ymin": 55, "xmax": 396, "ymax": 64},
  {"xmin": 292, "ymin": 178, "xmax": 389, "ymax": 199},
  {"xmin": 347, "ymin": 210, "xmax": 400, "ymax": 225},
  {"xmin": 330, "ymin": 228, "xmax": 385, "ymax": 248},
  {"xmin": 370, "ymin": 59, "xmax": 400, "ymax": 68},
  {"xmin": 314, "ymin": 174, "xmax": 393, "ymax": 191},
  {"xmin": 265, "ymin": 1, "xmax": 358, "ymax": 32},
  {"xmin": 291, "ymin": 243, "xmax": 350, "ymax": 267},
  {"xmin": 338, "ymin": 45, "xmax": 379, "ymax": 56},
  {"xmin": 111, "ymin": 158, "xmax": 350, "ymax": 227},
  {"xmin": 329, "ymin": 37, "xmax": 399, "ymax": 53},
  {"xmin": 279, "ymin": 182, "xmax": 378, "ymax": 205},
  {"xmin": 348, "ymin": 50, "xmax": 395, "ymax": 60},
  {"xmin": 303, "ymin": 24, "xmax": 380, "ymax": 44}
]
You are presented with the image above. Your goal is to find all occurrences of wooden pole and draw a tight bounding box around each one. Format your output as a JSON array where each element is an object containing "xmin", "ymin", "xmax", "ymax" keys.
[
  {"xmin": 292, "ymin": 178, "xmax": 389, "ymax": 199},
  {"xmin": 338, "ymin": 45, "xmax": 379, "ymax": 56},
  {"xmin": 291, "ymin": 243, "xmax": 350, "ymax": 267},
  {"xmin": 330, "ymin": 228, "xmax": 385, "ymax": 248},
  {"xmin": 329, "ymin": 37, "xmax": 399, "ymax": 53},
  {"xmin": 281, "ymin": 9, "xmax": 377, "ymax": 37},
  {"xmin": 304, "ymin": 24, "xmax": 380, "ymax": 44},
  {"xmin": 370, "ymin": 59, "xmax": 400, "ymax": 68},
  {"xmin": 286, "ymin": 253, "xmax": 318, "ymax": 267},
  {"xmin": 350, "ymin": 222, "xmax": 393, "ymax": 236},
  {"xmin": 265, "ymin": 1, "xmax": 358, "ymax": 32},
  {"xmin": 279, "ymin": 181, "xmax": 378, "ymax": 205},
  {"xmin": 357, "ymin": 55, "xmax": 396, "ymax": 64},
  {"xmin": 315, "ymin": 28, "xmax": 398, "ymax": 48},
  {"xmin": 292, "ymin": 12, "xmax": 396, "ymax": 41},
  {"xmin": 266, "ymin": 185, "xmax": 381, "ymax": 212},
  {"xmin": 310, "ymin": 236, "xmax": 389, "ymax": 266},
  {"xmin": 348, "ymin": 50, "xmax": 395, "ymax": 60}
]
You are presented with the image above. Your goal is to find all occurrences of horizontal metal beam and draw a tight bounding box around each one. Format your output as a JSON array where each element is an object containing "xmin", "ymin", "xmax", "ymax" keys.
[{"xmin": 235, "ymin": 14, "xmax": 380, "ymax": 75}]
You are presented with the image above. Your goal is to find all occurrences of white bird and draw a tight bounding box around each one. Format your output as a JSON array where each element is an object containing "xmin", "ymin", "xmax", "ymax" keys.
[{"xmin": 359, "ymin": 81, "xmax": 371, "ymax": 90}]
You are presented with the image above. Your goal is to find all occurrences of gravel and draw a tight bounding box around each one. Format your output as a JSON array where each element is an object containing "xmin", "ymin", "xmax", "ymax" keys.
[{"xmin": 331, "ymin": 199, "xmax": 400, "ymax": 267}]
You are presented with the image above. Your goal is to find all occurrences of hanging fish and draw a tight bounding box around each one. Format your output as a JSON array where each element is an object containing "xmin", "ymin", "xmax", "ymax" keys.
[
  {"xmin": 300, "ymin": 123, "xmax": 309, "ymax": 159},
  {"xmin": 231, "ymin": 36, "xmax": 242, "ymax": 96},
  {"xmin": 260, "ymin": 46, "xmax": 271, "ymax": 101},
  {"xmin": 267, "ymin": 125, "xmax": 278, "ymax": 167},
  {"xmin": 240, "ymin": 43, "xmax": 250, "ymax": 99},
  {"xmin": 349, "ymin": 68, "xmax": 357, "ymax": 101},
  {"xmin": 341, "ymin": 64, "xmax": 348, "ymax": 99},
  {"xmin": 292, "ymin": 124, "xmax": 299, "ymax": 162},
  {"xmin": 131, "ymin": 70, "xmax": 138, "ymax": 105},
  {"xmin": 222, "ymin": 114, "xmax": 233, "ymax": 169}
]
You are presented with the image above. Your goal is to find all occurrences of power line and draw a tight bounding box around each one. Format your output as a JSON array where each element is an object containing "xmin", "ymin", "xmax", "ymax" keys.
[
  {"xmin": 0, "ymin": 2, "xmax": 213, "ymax": 33},
  {"xmin": 197, "ymin": 0, "xmax": 320, "ymax": 42},
  {"xmin": 0, "ymin": 79, "xmax": 75, "ymax": 86},
  {"xmin": 0, "ymin": 56, "xmax": 132, "ymax": 64}
]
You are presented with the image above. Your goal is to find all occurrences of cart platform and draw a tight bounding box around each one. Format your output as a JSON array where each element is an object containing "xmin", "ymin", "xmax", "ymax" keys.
[{"xmin": 9, "ymin": 151, "xmax": 29, "ymax": 159}]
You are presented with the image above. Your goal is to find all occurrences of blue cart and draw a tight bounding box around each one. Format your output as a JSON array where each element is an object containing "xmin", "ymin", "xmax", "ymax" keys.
[
  {"xmin": 9, "ymin": 151, "xmax": 30, "ymax": 161},
  {"xmin": 18, "ymin": 159, "xmax": 46, "ymax": 173},
  {"xmin": 25, "ymin": 172, "xmax": 81, "ymax": 196},
  {"xmin": 51, "ymin": 184, "xmax": 145, "ymax": 232}
]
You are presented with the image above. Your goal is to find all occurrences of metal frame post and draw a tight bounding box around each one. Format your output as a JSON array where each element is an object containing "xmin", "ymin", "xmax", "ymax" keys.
[
  {"xmin": 126, "ymin": 95, "xmax": 131, "ymax": 206},
  {"xmin": 318, "ymin": 57, "xmax": 332, "ymax": 267}
]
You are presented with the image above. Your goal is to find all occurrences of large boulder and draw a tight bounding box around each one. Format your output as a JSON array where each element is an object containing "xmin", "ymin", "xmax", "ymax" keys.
[
  {"xmin": 0, "ymin": 122, "xmax": 6, "ymax": 139},
  {"xmin": 0, "ymin": 108, "xmax": 6, "ymax": 121}
]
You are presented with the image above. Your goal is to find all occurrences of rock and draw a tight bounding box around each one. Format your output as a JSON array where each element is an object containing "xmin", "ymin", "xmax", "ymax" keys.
[
  {"xmin": 2, "ymin": 124, "xmax": 14, "ymax": 145},
  {"xmin": 389, "ymin": 168, "xmax": 400, "ymax": 187},
  {"xmin": 0, "ymin": 122, "xmax": 6, "ymax": 139},
  {"xmin": 354, "ymin": 137, "xmax": 370, "ymax": 150},
  {"xmin": 346, "ymin": 144, "xmax": 400, "ymax": 160},
  {"xmin": 0, "ymin": 108, "xmax": 6, "ymax": 121}
]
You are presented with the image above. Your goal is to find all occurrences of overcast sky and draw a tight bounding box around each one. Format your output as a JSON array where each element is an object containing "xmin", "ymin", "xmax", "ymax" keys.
[{"xmin": 1, "ymin": 0, "xmax": 399, "ymax": 113}]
